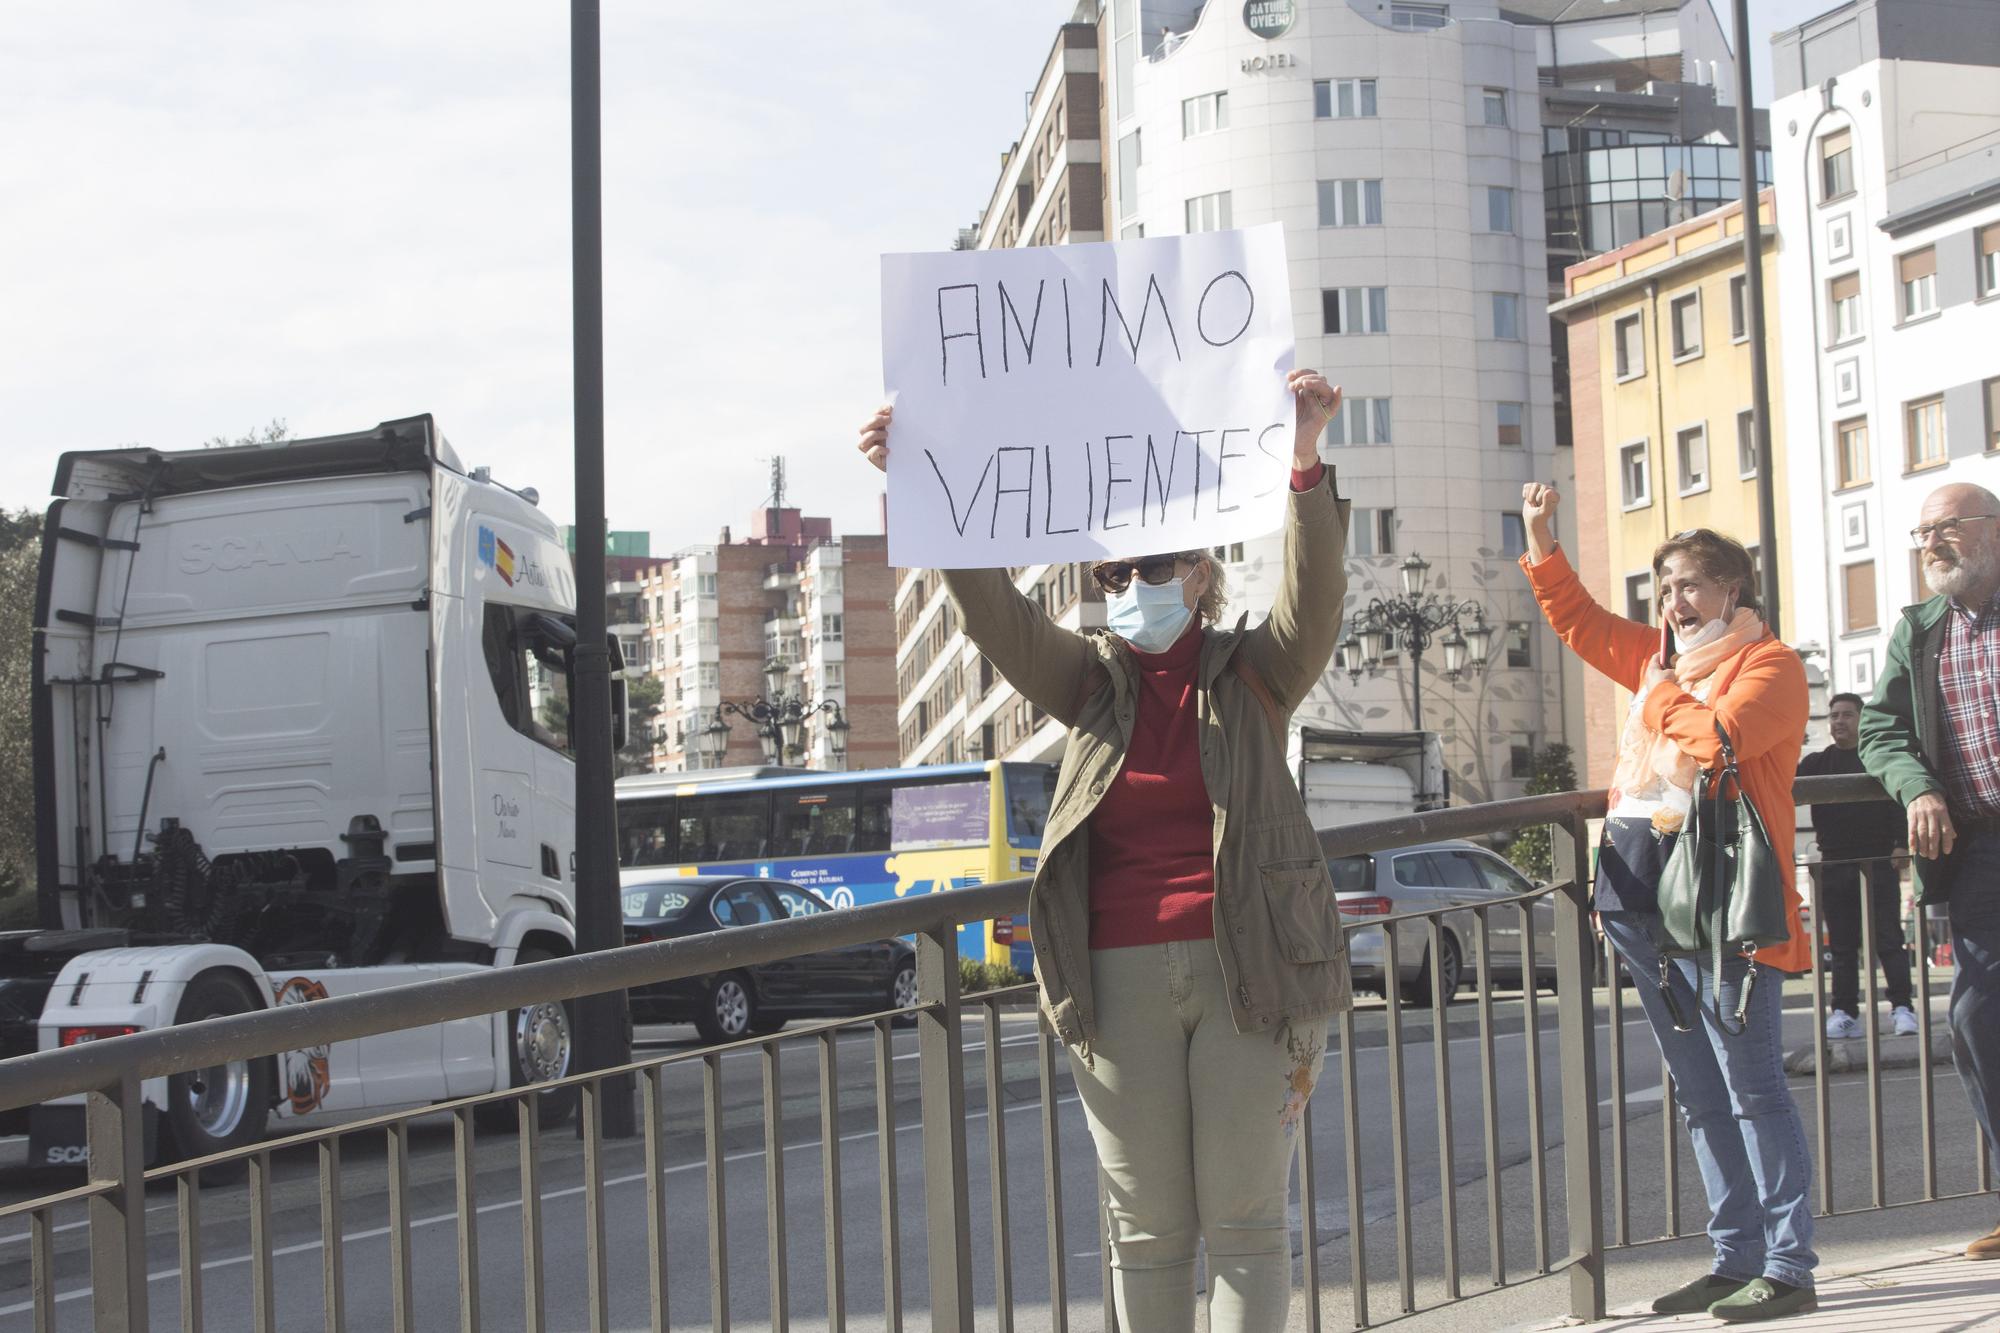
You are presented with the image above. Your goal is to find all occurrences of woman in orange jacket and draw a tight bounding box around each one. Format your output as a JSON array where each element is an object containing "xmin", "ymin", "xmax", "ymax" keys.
[{"xmin": 1518, "ymin": 483, "xmax": 1817, "ymax": 1323}]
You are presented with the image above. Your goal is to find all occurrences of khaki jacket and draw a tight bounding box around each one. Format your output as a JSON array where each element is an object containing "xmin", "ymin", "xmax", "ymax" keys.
[{"xmin": 940, "ymin": 471, "xmax": 1352, "ymax": 1055}]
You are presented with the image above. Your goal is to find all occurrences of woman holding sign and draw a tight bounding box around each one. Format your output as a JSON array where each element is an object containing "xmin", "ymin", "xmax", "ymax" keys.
[
  {"xmin": 1514, "ymin": 484, "xmax": 1818, "ymax": 1322},
  {"xmin": 857, "ymin": 368, "xmax": 1350, "ymax": 1333}
]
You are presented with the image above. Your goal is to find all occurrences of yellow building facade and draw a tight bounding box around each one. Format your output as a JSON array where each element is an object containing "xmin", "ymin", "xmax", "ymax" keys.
[{"xmin": 1549, "ymin": 191, "xmax": 1790, "ymax": 787}]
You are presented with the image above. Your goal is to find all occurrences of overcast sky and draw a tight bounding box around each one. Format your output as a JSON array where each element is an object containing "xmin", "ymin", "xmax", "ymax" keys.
[{"xmin": 0, "ymin": 0, "xmax": 1836, "ymax": 550}]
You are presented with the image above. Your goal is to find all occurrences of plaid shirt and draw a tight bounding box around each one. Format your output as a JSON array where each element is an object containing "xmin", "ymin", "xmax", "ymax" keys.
[{"xmin": 1938, "ymin": 591, "xmax": 2000, "ymax": 820}]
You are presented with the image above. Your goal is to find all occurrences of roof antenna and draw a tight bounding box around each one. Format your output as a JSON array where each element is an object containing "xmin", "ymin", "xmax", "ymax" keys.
[{"xmin": 764, "ymin": 456, "xmax": 787, "ymax": 510}]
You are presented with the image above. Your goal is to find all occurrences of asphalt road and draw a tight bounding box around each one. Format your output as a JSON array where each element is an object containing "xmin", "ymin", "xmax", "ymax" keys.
[{"xmin": 0, "ymin": 980, "xmax": 1983, "ymax": 1332}]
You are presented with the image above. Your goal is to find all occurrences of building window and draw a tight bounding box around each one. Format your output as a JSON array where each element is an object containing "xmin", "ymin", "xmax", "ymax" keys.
[
  {"xmin": 1620, "ymin": 441, "xmax": 1651, "ymax": 510},
  {"xmin": 1482, "ymin": 88, "xmax": 1508, "ymax": 127},
  {"xmin": 1980, "ymin": 224, "xmax": 2000, "ymax": 298},
  {"xmin": 1391, "ymin": 2, "xmax": 1451, "ymax": 29},
  {"xmin": 1497, "ymin": 401, "xmax": 1524, "ymax": 448},
  {"xmin": 1820, "ymin": 129, "xmax": 1854, "ymax": 202},
  {"xmin": 1986, "ymin": 377, "xmax": 2000, "ymax": 453},
  {"xmin": 1904, "ymin": 395, "xmax": 1946, "ymax": 472},
  {"xmin": 821, "ymin": 613, "xmax": 844, "ymax": 642},
  {"xmin": 1347, "ymin": 507, "xmax": 1397, "ymax": 556},
  {"xmin": 1185, "ymin": 191, "xmax": 1232, "ymax": 233},
  {"xmin": 1670, "ymin": 291, "xmax": 1702, "ymax": 360},
  {"xmin": 1499, "ymin": 513, "xmax": 1528, "ymax": 559},
  {"xmin": 1486, "ymin": 186, "xmax": 1514, "ymax": 233},
  {"xmin": 1491, "ymin": 292, "xmax": 1520, "ymax": 340},
  {"xmin": 1843, "ymin": 560, "xmax": 1878, "ymax": 634},
  {"xmin": 1898, "ymin": 247, "xmax": 1938, "ymax": 322},
  {"xmin": 823, "ymin": 662, "xmax": 844, "ymax": 689},
  {"xmin": 1625, "ymin": 572, "xmax": 1656, "ymax": 624},
  {"xmin": 1321, "ymin": 286, "xmax": 1388, "ymax": 334},
  {"xmin": 1829, "ymin": 272, "xmax": 1862, "ymax": 343},
  {"xmin": 1318, "ymin": 178, "xmax": 1383, "ymax": 227},
  {"xmin": 1181, "ymin": 91, "xmax": 1228, "ymax": 138},
  {"xmin": 1615, "ymin": 313, "xmax": 1645, "ymax": 380},
  {"xmin": 1505, "ymin": 622, "xmax": 1532, "ymax": 668},
  {"xmin": 1324, "ymin": 396, "xmax": 1392, "ymax": 446},
  {"xmin": 1729, "ymin": 274, "xmax": 1748, "ymax": 342},
  {"xmin": 1737, "ymin": 408, "xmax": 1758, "ymax": 478},
  {"xmin": 1210, "ymin": 542, "xmax": 1246, "ymax": 562},
  {"xmin": 1510, "ymin": 738, "xmax": 1536, "ymax": 781},
  {"xmin": 1117, "ymin": 130, "xmax": 1140, "ymax": 217},
  {"xmin": 1315, "ymin": 77, "xmax": 1377, "ymax": 119},
  {"xmin": 698, "ymin": 662, "xmax": 720, "ymax": 692},
  {"xmin": 1836, "ymin": 417, "xmax": 1870, "ymax": 489},
  {"xmin": 698, "ymin": 573, "xmax": 718, "ymax": 598},
  {"xmin": 1676, "ymin": 424, "xmax": 1710, "ymax": 496}
]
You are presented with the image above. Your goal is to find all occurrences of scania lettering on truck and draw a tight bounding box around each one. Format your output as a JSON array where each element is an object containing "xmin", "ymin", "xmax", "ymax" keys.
[{"xmin": 0, "ymin": 417, "xmax": 624, "ymax": 1166}]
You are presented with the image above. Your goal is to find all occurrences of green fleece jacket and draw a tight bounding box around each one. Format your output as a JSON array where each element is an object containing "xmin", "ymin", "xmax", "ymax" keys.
[{"xmin": 1858, "ymin": 594, "xmax": 1965, "ymax": 903}]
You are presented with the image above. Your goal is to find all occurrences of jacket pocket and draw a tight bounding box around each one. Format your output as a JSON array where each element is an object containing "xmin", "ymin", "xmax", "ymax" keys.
[{"xmin": 1259, "ymin": 858, "xmax": 1345, "ymax": 964}]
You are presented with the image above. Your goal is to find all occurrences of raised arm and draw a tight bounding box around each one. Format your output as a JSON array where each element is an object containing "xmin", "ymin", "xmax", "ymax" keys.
[
  {"xmin": 1515, "ymin": 483, "xmax": 1657, "ymax": 692},
  {"xmin": 939, "ymin": 567, "xmax": 1102, "ymax": 728}
]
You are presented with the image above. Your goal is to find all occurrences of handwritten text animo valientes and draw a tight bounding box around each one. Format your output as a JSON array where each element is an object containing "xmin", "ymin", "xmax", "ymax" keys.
[{"xmin": 880, "ymin": 224, "xmax": 1297, "ymax": 568}]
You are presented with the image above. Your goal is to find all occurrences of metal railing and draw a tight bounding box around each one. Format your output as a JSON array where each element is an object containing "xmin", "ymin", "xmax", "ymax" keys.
[{"xmin": 0, "ymin": 774, "xmax": 1985, "ymax": 1331}]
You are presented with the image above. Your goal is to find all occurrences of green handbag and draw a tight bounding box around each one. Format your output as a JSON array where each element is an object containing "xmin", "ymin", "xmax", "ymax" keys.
[{"xmin": 1653, "ymin": 721, "xmax": 1792, "ymax": 1034}]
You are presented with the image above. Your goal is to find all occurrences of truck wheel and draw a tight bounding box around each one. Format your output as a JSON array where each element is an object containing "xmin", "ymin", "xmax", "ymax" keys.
[
  {"xmin": 164, "ymin": 973, "xmax": 273, "ymax": 1162},
  {"xmin": 477, "ymin": 946, "xmax": 577, "ymax": 1131},
  {"xmin": 1401, "ymin": 932, "xmax": 1464, "ymax": 1008},
  {"xmin": 694, "ymin": 972, "xmax": 756, "ymax": 1044},
  {"xmin": 889, "ymin": 957, "xmax": 919, "ymax": 1028}
]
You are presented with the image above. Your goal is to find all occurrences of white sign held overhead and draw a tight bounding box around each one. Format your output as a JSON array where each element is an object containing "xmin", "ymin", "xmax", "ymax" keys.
[{"xmin": 880, "ymin": 223, "xmax": 1297, "ymax": 569}]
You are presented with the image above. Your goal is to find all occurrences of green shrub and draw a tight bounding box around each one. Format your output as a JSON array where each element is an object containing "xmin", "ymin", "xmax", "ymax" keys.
[
  {"xmin": 0, "ymin": 889, "xmax": 40, "ymax": 932},
  {"xmin": 958, "ymin": 959, "xmax": 1031, "ymax": 994}
]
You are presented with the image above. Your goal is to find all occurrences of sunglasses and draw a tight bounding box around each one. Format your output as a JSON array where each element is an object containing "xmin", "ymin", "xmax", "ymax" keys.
[{"xmin": 1090, "ymin": 554, "xmax": 1192, "ymax": 595}]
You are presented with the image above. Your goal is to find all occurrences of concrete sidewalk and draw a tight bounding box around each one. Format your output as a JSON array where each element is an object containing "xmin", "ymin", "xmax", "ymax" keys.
[{"xmin": 1523, "ymin": 1245, "xmax": 2000, "ymax": 1330}]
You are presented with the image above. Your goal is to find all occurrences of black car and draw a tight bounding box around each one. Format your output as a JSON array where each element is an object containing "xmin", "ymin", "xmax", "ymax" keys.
[{"xmin": 621, "ymin": 876, "xmax": 919, "ymax": 1043}]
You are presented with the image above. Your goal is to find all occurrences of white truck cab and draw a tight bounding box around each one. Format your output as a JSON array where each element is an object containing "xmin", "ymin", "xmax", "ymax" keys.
[{"xmin": 0, "ymin": 417, "xmax": 619, "ymax": 1163}]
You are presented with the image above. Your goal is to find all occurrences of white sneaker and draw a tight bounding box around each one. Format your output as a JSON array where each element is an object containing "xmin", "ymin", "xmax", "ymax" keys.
[
  {"xmin": 1892, "ymin": 1006, "xmax": 1920, "ymax": 1037},
  {"xmin": 1826, "ymin": 1010, "xmax": 1863, "ymax": 1039}
]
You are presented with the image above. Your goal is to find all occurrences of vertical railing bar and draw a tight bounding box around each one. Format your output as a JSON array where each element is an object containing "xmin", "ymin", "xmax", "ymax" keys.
[
  {"xmin": 454, "ymin": 1105, "xmax": 482, "ymax": 1333},
  {"xmin": 706, "ymin": 1050, "xmax": 732, "ymax": 1333},
  {"xmin": 1916, "ymin": 915, "xmax": 1937, "ymax": 1201},
  {"xmin": 1810, "ymin": 872, "xmax": 1833, "ymax": 1216},
  {"xmin": 1339, "ymin": 1004, "xmax": 1369, "ymax": 1329},
  {"xmin": 821, "ymin": 1027, "xmax": 847, "ymax": 1333},
  {"xmin": 984, "ymin": 999, "xmax": 1014, "ymax": 1333},
  {"xmin": 643, "ymin": 1066, "xmax": 671, "ymax": 1333},
  {"xmin": 1038, "ymin": 1014, "xmax": 1068, "ymax": 1333},
  {"xmin": 256, "ymin": 1152, "xmax": 281, "ymax": 1333},
  {"xmin": 178, "ymin": 1168, "xmax": 202, "ymax": 1333},
  {"xmin": 1473, "ymin": 906, "xmax": 1506, "ymax": 1286},
  {"xmin": 1607, "ymin": 931, "xmax": 1629, "ymax": 1250},
  {"xmin": 1518, "ymin": 901, "xmax": 1549, "ymax": 1274},
  {"xmin": 1552, "ymin": 810, "xmax": 1606, "ymax": 1321},
  {"xmin": 1860, "ymin": 868, "xmax": 1885, "ymax": 1209},
  {"xmin": 30, "ymin": 1206, "xmax": 55, "ymax": 1333},
  {"xmin": 584, "ymin": 1078, "xmax": 610, "ymax": 1333},
  {"xmin": 1300, "ymin": 1096, "xmax": 1323, "ymax": 1333},
  {"xmin": 1429, "ymin": 915, "xmax": 1460, "ymax": 1300},
  {"xmin": 875, "ymin": 1017, "xmax": 905, "ymax": 1333},
  {"xmin": 1382, "ymin": 923, "xmax": 1415, "ymax": 1313},
  {"xmin": 916, "ymin": 923, "xmax": 974, "ymax": 1330},
  {"xmin": 388, "ymin": 1121, "xmax": 415, "ymax": 1333},
  {"xmin": 1662, "ymin": 1066, "xmax": 1681, "ymax": 1237},
  {"xmin": 519, "ymin": 1096, "xmax": 547, "ymax": 1333},
  {"xmin": 321, "ymin": 1136, "xmax": 347, "ymax": 1333},
  {"xmin": 764, "ymin": 1041, "xmax": 790, "ymax": 1333},
  {"xmin": 84, "ymin": 1070, "xmax": 147, "ymax": 1331},
  {"xmin": 1980, "ymin": 1120, "xmax": 1994, "ymax": 1195}
]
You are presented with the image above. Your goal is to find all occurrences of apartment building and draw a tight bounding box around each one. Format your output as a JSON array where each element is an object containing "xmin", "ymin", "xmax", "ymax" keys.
[
  {"xmin": 1770, "ymin": 0, "xmax": 2000, "ymax": 701},
  {"xmin": 1551, "ymin": 190, "xmax": 1790, "ymax": 785}
]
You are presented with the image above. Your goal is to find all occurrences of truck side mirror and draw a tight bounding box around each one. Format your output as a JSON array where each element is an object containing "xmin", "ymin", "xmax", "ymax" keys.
[{"xmin": 610, "ymin": 675, "xmax": 629, "ymax": 751}]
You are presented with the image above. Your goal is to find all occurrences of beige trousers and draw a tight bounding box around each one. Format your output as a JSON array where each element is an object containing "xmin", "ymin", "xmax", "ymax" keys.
[{"xmin": 1067, "ymin": 940, "xmax": 1329, "ymax": 1333}]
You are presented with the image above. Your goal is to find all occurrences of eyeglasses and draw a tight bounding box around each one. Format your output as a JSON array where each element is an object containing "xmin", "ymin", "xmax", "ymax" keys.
[
  {"xmin": 1909, "ymin": 515, "xmax": 1999, "ymax": 549},
  {"xmin": 1091, "ymin": 554, "xmax": 1190, "ymax": 595}
]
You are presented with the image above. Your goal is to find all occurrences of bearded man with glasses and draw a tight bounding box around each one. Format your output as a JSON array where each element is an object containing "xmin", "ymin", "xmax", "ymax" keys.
[{"xmin": 1861, "ymin": 481, "xmax": 2000, "ymax": 1261}]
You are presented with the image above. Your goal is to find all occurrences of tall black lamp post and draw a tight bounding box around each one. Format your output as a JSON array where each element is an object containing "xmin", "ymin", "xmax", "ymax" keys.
[
  {"xmin": 698, "ymin": 657, "xmax": 849, "ymax": 769},
  {"xmin": 1335, "ymin": 552, "xmax": 1497, "ymax": 732}
]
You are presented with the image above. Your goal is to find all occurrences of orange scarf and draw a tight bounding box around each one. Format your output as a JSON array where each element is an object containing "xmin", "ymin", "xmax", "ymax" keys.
[{"xmin": 1607, "ymin": 608, "xmax": 1768, "ymax": 834}]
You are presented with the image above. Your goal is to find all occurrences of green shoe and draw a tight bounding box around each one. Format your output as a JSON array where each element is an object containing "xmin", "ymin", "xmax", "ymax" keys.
[
  {"xmin": 1710, "ymin": 1278, "xmax": 1818, "ymax": 1322},
  {"xmin": 1652, "ymin": 1273, "xmax": 1750, "ymax": 1314}
]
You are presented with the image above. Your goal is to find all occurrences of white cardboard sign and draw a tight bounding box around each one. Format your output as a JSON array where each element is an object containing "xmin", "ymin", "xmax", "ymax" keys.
[{"xmin": 880, "ymin": 224, "xmax": 1297, "ymax": 569}]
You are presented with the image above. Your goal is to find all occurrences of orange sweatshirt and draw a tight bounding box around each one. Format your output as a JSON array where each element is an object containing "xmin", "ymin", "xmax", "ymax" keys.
[{"xmin": 1520, "ymin": 547, "xmax": 1812, "ymax": 973}]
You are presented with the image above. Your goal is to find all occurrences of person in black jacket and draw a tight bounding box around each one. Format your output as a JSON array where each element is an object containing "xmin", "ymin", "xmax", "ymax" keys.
[{"xmin": 1800, "ymin": 693, "xmax": 1915, "ymax": 1039}]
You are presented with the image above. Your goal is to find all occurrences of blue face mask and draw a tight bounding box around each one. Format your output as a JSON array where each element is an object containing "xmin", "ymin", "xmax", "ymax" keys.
[{"xmin": 1106, "ymin": 577, "xmax": 1194, "ymax": 653}]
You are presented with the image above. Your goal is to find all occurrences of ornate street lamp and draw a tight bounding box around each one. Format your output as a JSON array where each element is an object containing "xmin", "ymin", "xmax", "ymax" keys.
[
  {"xmin": 706, "ymin": 659, "xmax": 850, "ymax": 770},
  {"xmin": 1340, "ymin": 551, "xmax": 1495, "ymax": 730}
]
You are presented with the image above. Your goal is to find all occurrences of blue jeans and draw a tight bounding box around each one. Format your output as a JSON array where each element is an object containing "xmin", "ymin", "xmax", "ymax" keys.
[
  {"xmin": 1601, "ymin": 912, "xmax": 1818, "ymax": 1288},
  {"xmin": 1947, "ymin": 829, "xmax": 2000, "ymax": 1199}
]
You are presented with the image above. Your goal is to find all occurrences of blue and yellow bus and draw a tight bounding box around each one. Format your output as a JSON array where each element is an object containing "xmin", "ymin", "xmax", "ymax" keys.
[{"xmin": 613, "ymin": 762, "xmax": 1057, "ymax": 968}]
